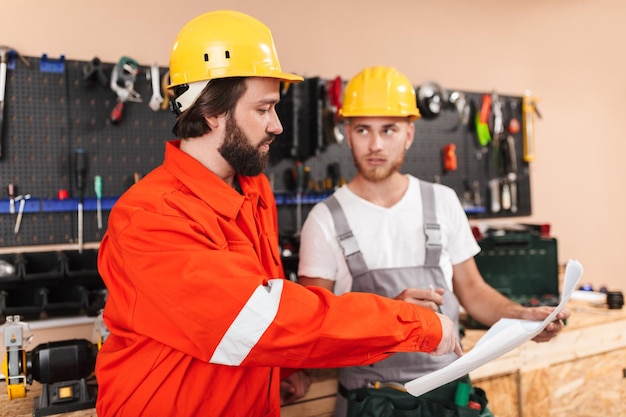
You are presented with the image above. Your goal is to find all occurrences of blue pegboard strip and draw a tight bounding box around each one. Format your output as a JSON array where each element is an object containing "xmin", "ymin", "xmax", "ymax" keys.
[
  {"xmin": 0, "ymin": 197, "xmax": 119, "ymax": 214},
  {"xmin": 0, "ymin": 194, "xmax": 485, "ymax": 215}
]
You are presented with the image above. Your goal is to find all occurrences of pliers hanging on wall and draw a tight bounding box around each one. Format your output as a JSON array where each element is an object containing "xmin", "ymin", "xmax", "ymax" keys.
[{"xmin": 109, "ymin": 56, "xmax": 142, "ymax": 124}]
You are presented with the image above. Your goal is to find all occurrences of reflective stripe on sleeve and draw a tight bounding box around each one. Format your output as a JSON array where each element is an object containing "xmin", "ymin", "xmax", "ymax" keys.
[{"xmin": 210, "ymin": 279, "xmax": 284, "ymax": 366}]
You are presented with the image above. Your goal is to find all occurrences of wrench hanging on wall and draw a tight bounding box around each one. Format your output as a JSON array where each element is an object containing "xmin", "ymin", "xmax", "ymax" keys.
[{"xmin": 148, "ymin": 63, "xmax": 163, "ymax": 112}]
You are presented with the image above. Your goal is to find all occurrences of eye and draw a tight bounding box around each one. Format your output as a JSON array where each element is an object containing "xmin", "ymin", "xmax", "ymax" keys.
[{"xmin": 382, "ymin": 126, "xmax": 398, "ymax": 136}]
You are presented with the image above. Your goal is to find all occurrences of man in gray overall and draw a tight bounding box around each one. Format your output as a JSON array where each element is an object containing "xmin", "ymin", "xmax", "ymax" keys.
[{"xmin": 297, "ymin": 66, "xmax": 570, "ymax": 417}]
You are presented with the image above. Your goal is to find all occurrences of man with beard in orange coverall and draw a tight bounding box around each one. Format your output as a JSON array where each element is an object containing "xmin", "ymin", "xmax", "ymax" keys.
[{"xmin": 94, "ymin": 10, "xmax": 463, "ymax": 417}]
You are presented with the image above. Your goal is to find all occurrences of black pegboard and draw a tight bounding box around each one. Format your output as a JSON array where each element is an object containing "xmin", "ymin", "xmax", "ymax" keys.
[
  {"xmin": 0, "ymin": 55, "xmax": 530, "ymax": 247},
  {"xmin": 0, "ymin": 55, "xmax": 174, "ymax": 247},
  {"xmin": 407, "ymin": 91, "xmax": 531, "ymax": 219}
]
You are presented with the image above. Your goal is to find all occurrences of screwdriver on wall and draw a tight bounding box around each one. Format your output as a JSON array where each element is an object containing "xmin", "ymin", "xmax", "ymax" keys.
[
  {"xmin": 74, "ymin": 148, "xmax": 87, "ymax": 253},
  {"xmin": 94, "ymin": 175, "xmax": 103, "ymax": 229},
  {"xmin": 7, "ymin": 183, "xmax": 15, "ymax": 214}
]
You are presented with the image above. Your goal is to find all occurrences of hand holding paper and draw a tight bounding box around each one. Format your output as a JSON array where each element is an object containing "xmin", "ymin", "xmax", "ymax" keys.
[{"xmin": 404, "ymin": 259, "xmax": 583, "ymax": 397}]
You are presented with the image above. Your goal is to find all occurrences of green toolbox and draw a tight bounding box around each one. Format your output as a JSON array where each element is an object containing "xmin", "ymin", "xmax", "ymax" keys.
[{"xmin": 473, "ymin": 232, "xmax": 559, "ymax": 311}]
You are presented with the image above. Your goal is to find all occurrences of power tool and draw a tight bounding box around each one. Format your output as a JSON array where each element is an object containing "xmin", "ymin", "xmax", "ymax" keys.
[{"xmin": 2, "ymin": 315, "xmax": 107, "ymax": 416}]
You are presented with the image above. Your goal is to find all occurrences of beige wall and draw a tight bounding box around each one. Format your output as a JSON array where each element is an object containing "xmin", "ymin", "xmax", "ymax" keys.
[{"xmin": 3, "ymin": 1, "xmax": 625, "ymax": 291}]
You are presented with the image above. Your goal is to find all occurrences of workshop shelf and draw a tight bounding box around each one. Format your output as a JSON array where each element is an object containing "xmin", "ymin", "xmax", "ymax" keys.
[{"xmin": 21, "ymin": 252, "xmax": 65, "ymax": 281}]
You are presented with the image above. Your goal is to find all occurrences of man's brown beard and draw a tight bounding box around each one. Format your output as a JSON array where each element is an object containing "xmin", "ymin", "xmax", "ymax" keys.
[
  {"xmin": 219, "ymin": 115, "xmax": 272, "ymax": 176},
  {"xmin": 353, "ymin": 150, "xmax": 406, "ymax": 182}
]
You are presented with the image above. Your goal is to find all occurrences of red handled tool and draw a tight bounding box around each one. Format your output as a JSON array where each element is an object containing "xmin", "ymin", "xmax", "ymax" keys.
[
  {"xmin": 327, "ymin": 76, "xmax": 344, "ymax": 143},
  {"xmin": 110, "ymin": 57, "xmax": 142, "ymax": 124},
  {"xmin": 475, "ymin": 94, "xmax": 492, "ymax": 148},
  {"xmin": 443, "ymin": 144, "xmax": 457, "ymax": 172}
]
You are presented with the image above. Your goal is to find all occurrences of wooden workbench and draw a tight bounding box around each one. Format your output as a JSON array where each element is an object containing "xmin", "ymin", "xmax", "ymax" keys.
[
  {"xmin": 466, "ymin": 300, "xmax": 626, "ymax": 417},
  {"xmin": 282, "ymin": 300, "xmax": 626, "ymax": 417},
  {"xmin": 2, "ymin": 301, "xmax": 625, "ymax": 417}
]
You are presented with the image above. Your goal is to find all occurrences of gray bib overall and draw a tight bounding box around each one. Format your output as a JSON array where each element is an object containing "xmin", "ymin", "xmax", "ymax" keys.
[{"xmin": 324, "ymin": 180, "xmax": 462, "ymax": 405}]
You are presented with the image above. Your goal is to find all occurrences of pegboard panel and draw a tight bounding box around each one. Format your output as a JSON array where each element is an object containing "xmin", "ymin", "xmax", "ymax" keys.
[
  {"xmin": 0, "ymin": 58, "xmax": 530, "ymax": 247},
  {"xmin": 0, "ymin": 57, "xmax": 70, "ymax": 246},
  {"xmin": 407, "ymin": 91, "xmax": 531, "ymax": 219},
  {"xmin": 0, "ymin": 55, "xmax": 174, "ymax": 247},
  {"xmin": 65, "ymin": 59, "xmax": 172, "ymax": 193}
]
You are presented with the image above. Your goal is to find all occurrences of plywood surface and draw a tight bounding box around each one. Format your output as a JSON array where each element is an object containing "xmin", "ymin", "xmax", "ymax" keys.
[
  {"xmin": 473, "ymin": 373, "xmax": 519, "ymax": 417},
  {"xmin": 524, "ymin": 348, "xmax": 626, "ymax": 417}
]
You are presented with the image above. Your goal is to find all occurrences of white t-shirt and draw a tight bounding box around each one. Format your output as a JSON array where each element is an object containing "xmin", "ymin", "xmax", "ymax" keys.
[{"xmin": 297, "ymin": 175, "xmax": 481, "ymax": 295}]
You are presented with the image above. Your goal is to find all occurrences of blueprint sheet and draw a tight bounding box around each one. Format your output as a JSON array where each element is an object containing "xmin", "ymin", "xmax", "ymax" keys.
[{"xmin": 405, "ymin": 259, "xmax": 583, "ymax": 397}]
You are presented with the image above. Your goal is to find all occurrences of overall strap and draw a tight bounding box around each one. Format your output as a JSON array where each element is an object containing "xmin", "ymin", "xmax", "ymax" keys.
[
  {"xmin": 322, "ymin": 195, "xmax": 369, "ymax": 278},
  {"xmin": 419, "ymin": 180, "xmax": 443, "ymax": 267}
]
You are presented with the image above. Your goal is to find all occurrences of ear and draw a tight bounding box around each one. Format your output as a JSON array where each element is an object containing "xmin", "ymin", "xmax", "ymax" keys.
[
  {"xmin": 206, "ymin": 114, "xmax": 222, "ymax": 130},
  {"xmin": 344, "ymin": 125, "xmax": 353, "ymax": 149},
  {"xmin": 405, "ymin": 122, "xmax": 415, "ymax": 150}
]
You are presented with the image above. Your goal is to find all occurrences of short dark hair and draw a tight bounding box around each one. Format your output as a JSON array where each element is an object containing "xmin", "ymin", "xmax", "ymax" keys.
[{"xmin": 171, "ymin": 77, "xmax": 247, "ymax": 138}]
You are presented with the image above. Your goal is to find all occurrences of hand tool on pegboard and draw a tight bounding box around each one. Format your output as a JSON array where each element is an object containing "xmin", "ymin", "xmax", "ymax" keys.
[
  {"xmin": 442, "ymin": 144, "xmax": 457, "ymax": 172},
  {"xmin": 94, "ymin": 175, "xmax": 103, "ymax": 230},
  {"xmin": 522, "ymin": 90, "xmax": 541, "ymax": 162},
  {"xmin": 488, "ymin": 178, "xmax": 501, "ymax": 213},
  {"xmin": 82, "ymin": 57, "xmax": 108, "ymax": 88},
  {"xmin": 325, "ymin": 161, "xmax": 344, "ymax": 190},
  {"xmin": 475, "ymin": 93, "xmax": 492, "ymax": 159},
  {"xmin": 491, "ymin": 92, "xmax": 511, "ymax": 211},
  {"xmin": 483, "ymin": 93, "xmax": 505, "ymax": 214},
  {"xmin": 282, "ymin": 161, "xmax": 311, "ymax": 237},
  {"xmin": 148, "ymin": 63, "xmax": 164, "ymax": 112},
  {"xmin": 324, "ymin": 76, "xmax": 344, "ymax": 144},
  {"xmin": 503, "ymin": 103, "xmax": 521, "ymax": 213},
  {"xmin": 13, "ymin": 193, "xmax": 30, "ymax": 234},
  {"xmin": 7, "ymin": 183, "xmax": 15, "ymax": 214},
  {"xmin": 0, "ymin": 46, "xmax": 30, "ymax": 159},
  {"xmin": 74, "ymin": 148, "xmax": 87, "ymax": 252},
  {"xmin": 109, "ymin": 56, "xmax": 142, "ymax": 124},
  {"xmin": 500, "ymin": 135, "xmax": 518, "ymax": 213},
  {"xmin": 448, "ymin": 91, "xmax": 470, "ymax": 131},
  {"xmin": 417, "ymin": 81, "xmax": 445, "ymax": 119}
]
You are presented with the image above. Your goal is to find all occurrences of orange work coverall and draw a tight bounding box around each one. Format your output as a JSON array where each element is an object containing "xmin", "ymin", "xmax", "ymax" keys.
[{"xmin": 95, "ymin": 140, "xmax": 443, "ymax": 417}]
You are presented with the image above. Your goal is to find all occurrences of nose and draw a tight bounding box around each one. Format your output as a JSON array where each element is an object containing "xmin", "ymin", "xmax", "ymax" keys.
[
  {"xmin": 369, "ymin": 134, "xmax": 384, "ymax": 151},
  {"xmin": 268, "ymin": 108, "xmax": 283, "ymax": 135}
]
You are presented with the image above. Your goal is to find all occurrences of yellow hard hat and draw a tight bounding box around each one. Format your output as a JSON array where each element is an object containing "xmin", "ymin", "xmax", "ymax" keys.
[
  {"xmin": 169, "ymin": 10, "xmax": 302, "ymax": 86},
  {"xmin": 169, "ymin": 10, "xmax": 303, "ymax": 112},
  {"xmin": 339, "ymin": 66, "xmax": 421, "ymax": 121}
]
